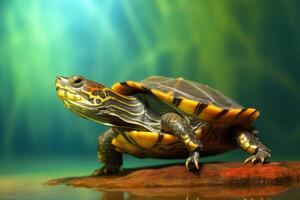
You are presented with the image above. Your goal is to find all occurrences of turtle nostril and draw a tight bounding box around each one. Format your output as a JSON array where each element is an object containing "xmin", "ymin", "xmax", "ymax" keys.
[{"xmin": 55, "ymin": 76, "xmax": 64, "ymax": 88}]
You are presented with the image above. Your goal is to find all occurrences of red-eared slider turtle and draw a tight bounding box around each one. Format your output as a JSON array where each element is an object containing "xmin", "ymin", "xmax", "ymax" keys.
[{"xmin": 55, "ymin": 75, "xmax": 271, "ymax": 175}]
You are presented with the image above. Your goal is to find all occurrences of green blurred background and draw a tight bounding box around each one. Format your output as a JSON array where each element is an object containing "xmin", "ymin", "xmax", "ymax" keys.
[{"xmin": 1, "ymin": 0, "xmax": 300, "ymax": 168}]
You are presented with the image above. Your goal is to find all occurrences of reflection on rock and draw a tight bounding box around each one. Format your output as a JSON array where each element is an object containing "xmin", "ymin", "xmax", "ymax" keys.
[
  {"xmin": 101, "ymin": 191, "xmax": 123, "ymax": 200},
  {"xmin": 99, "ymin": 185, "xmax": 291, "ymax": 200}
]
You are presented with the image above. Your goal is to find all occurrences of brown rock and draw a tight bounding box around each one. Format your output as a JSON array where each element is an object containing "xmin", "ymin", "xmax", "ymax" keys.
[
  {"xmin": 47, "ymin": 162, "xmax": 300, "ymax": 188},
  {"xmin": 46, "ymin": 162, "xmax": 300, "ymax": 198}
]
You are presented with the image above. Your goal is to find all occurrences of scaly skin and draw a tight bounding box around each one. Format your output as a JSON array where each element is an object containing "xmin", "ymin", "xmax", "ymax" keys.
[
  {"xmin": 161, "ymin": 112, "xmax": 203, "ymax": 171},
  {"xmin": 236, "ymin": 129, "xmax": 271, "ymax": 164},
  {"xmin": 93, "ymin": 129, "xmax": 123, "ymax": 176}
]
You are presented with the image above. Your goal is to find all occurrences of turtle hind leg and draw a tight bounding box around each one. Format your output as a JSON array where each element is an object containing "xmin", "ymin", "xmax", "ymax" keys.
[
  {"xmin": 161, "ymin": 112, "xmax": 203, "ymax": 171},
  {"xmin": 235, "ymin": 128, "xmax": 271, "ymax": 164},
  {"xmin": 93, "ymin": 128, "xmax": 123, "ymax": 176}
]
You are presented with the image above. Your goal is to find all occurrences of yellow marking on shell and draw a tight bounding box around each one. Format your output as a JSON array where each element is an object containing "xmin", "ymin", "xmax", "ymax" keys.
[
  {"xmin": 246, "ymin": 110, "xmax": 260, "ymax": 125},
  {"xmin": 198, "ymin": 105, "xmax": 223, "ymax": 121},
  {"xmin": 150, "ymin": 89, "xmax": 260, "ymax": 125},
  {"xmin": 178, "ymin": 100, "xmax": 231, "ymax": 123},
  {"xmin": 122, "ymin": 81, "xmax": 147, "ymax": 94},
  {"xmin": 130, "ymin": 81, "xmax": 144, "ymax": 90},
  {"xmin": 126, "ymin": 80, "xmax": 138, "ymax": 87},
  {"xmin": 111, "ymin": 82, "xmax": 149, "ymax": 100},
  {"xmin": 166, "ymin": 91, "xmax": 174, "ymax": 96},
  {"xmin": 111, "ymin": 83, "xmax": 138, "ymax": 96},
  {"xmin": 238, "ymin": 108, "xmax": 260, "ymax": 124},
  {"xmin": 150, "ymin": 89, "xmax": 173, "ymax": 104},
  {"xmin": 111, "ymin": 134, "xmax": 140, "ymax": 153},
  {"xmin": 253, "ymin": 111, "xmax": 260, "ymax": 119},
  {"xmin": 177, "ymin": 98, "xmax": 199, "ymax": 115},
  {"xmin": 160, "ymin": 133, "xmax": 179, "ymax": 145},
  {"xmin": 124, "ymin": 131, "xmax": 159, "ymax": 149},
  {"xmin": 111, "ymin": 83, "xmax": 125, "ymax": 92},
  {"xmin": 216, "ymin": 109, "xmax": 240, "ymax": 124},
  {"xmin": 112, "ymin": 80, "xmax": 260, "ymax": 125},
  {"xmin": 112, "ymin": 130, "xmax": 182, "ymax": 156},
  {"xmin": 126, "ymin": 131, "xmax": 180, "ymax": 147},
  {"xmin": 203, "ymin": 107, "xmax": 259, "ymax": 125}
]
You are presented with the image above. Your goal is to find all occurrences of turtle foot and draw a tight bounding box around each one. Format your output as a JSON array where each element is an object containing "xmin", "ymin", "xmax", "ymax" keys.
[
  {"xmin": 185, "ymin": 151, "xmax": 201, "ymax": 171},
  {"xmin": 92, "ymin": 165, "xmax": 121, "ymax": 176},
  {"xmin": 244, "ymin": 150, "xmax": 271, "ymax": 164}
]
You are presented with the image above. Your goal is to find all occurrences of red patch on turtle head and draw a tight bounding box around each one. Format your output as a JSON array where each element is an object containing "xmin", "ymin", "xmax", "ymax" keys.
[{"xmin": 84, "ymin": 80, "xmax": 106, "ymax": 93}]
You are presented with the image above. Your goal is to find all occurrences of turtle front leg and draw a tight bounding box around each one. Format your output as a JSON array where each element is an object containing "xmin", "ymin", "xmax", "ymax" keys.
[
  {"xmin": 235, "ymin": 129, "xmax": 271, "ymax": 164},
  {"xmin": 93, "ymin": 128, "xmax": 123, "ymax": 176},
  {"xmin": 161, "ymin": 112, "xmax": 203, "ymax": 171}
]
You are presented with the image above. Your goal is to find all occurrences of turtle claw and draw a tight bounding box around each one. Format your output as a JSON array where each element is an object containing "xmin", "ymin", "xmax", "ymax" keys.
[
  {"xmin": 185, "ymin": 157, "xmax": 192, "ymax": 169},
  {"xmin": 92, "ymin": 165, "xmax": 121, "ymax": 176},
  {"xmin": 243, "ymin": 157, "xmax": 251, "ymax": 164},
  {"xmin": 194, "ymin": 156, "xmax": 199, "ymax": 170},
  {"xmin": 244, "ymin": 150, "xmax": 271, "ymax": 164},
  {"xmin": 185, "ymin": 151, "xmax": 200, "ymax": 171}
]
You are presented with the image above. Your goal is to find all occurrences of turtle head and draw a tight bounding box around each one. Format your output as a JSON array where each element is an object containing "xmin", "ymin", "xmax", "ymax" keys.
[{"xmin": 55, "ymin": 75, "xmax": 109, "ymax": 122}]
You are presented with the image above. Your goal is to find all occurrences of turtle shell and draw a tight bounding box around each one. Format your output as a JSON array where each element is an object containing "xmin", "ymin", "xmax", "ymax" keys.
[{"xmin": 112, "ymin": 76, "xmax": 259, "ymax": 125}]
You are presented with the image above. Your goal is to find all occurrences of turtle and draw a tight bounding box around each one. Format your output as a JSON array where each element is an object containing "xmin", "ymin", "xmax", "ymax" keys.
[{"xmin": 55, "ymin": 75, "xmax": 271, "ymax": 175}]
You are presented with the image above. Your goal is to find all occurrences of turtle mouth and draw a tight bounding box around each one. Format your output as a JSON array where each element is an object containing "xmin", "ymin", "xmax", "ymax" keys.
[
  {"xmin": 56, "ymin": 87, "xmax": 82, "ymax": 101},
  {"xmin": 63, "ymin": 98, "xmax": 101, "ymax": 121}
]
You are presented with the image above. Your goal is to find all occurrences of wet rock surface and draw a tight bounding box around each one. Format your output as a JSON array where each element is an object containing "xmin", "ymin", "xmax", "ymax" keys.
[{"xmin": 47, "ymin": 162, "xmax": 300, "ymax": 189}]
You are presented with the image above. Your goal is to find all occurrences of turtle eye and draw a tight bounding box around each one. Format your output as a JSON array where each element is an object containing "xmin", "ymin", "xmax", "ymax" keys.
[{"xmin": 71, "ymin": 76, "xmax": 85, "ymax": 88}]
